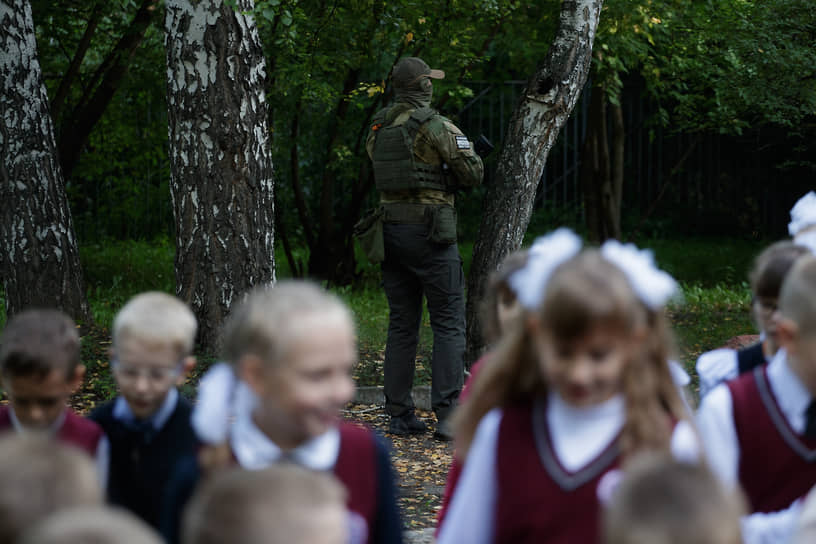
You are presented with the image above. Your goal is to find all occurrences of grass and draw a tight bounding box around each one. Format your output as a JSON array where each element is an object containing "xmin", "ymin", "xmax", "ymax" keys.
[{"xmin": 0, "ymin": 235, "xmax": 761, "ymax": 394}]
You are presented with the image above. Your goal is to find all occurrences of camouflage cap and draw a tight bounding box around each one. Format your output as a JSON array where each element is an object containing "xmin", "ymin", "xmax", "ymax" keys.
[{"xmin": 392, "ymin": 57, "xmax": 445, "ymax": 90}]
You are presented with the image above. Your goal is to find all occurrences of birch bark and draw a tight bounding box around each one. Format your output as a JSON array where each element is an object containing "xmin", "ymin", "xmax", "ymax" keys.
[
  {"xmin": 165, "ymin": 0, "xmax": 275, "ymax": 351},
  {"xmin": 465, "ymin": 0, "xmax": 603, "ymax": 363},
  {"xmin": 0, "ymin": 0, "xmax": 91, "ymax": 321}
]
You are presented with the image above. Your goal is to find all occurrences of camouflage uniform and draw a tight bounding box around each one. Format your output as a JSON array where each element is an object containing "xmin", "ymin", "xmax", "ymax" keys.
[{"xmin": 366, "ymin": 57, "xmax": 483, "ymax": 438}]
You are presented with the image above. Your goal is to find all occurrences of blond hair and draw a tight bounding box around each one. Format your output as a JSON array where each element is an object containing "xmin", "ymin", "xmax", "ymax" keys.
[
  {"xmin": 182, "ymin": 465, "xmax": 347, "ymax": 544},
  {"xmin": 112, "ymin": 292, "xmax": 197, "ymax": 357},
  {"xmin": 604, "ymin": 453, "xmax": 744, "ymax": 544},
  {"xmin": 0, "ymin": 434, "xmax": 102, "ymax": 543},
  {"xmin": 455, "ymin": 250, "xmax": 685, "ymax": 458},
  {"xmin": 18, "ymin": 506, "xmax": 162, "ymax": 544},
  {"xmin": 220, "ymin": 280, "xmax": 353, "ymax": 367},
  {"xmin": 779, "ymin": 255, "xmax": 816, "ymax": 338}
]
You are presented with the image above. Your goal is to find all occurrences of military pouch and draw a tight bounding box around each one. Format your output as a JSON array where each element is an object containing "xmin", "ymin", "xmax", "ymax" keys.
[
  {"xmin": 427, "ymin": 205, "xmax": 457, "ymax": 245},
  {"xmin": 354, "ymin": 207, "xmax": 385, "ymax": 263}
]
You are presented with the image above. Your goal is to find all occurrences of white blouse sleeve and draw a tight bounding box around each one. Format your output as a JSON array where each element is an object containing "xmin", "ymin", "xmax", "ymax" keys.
[
  {"xmin": 437, "ymin": 409, "xmax": 502, "ymax": 544},
  {"xmin": 695, "ymin": 383, "xmax": 740, "ymax": 486},
  {"xmin": 696, "ymin": 348, "xmax": 738, "ymax": 398}
]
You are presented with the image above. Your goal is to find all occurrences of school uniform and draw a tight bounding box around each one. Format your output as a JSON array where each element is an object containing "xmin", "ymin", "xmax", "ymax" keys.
[
  {"xmin": 163, "ymin": 382, "xmax": 403, "ymax": 544},
  {"xmin": 90, "ymin": 388, "xmax": 198, "ymax": 530},
  {"xmin": 0, "ymin": 404, "xmax": 108, "ymax": 485},
  {"xmin": 437, "ymin": 393, "xmax": 699, "ymax": 544},
  {"xmin": 696, "ymin": 339, "xmax": 769, "ymax": 398},
  {"xmin": 227, "ymin": 398, "xmax": 404, "ymax": 544},
  {"xmin": 697, "ymin": 349, "xmax": 814, "ymax": 543}
]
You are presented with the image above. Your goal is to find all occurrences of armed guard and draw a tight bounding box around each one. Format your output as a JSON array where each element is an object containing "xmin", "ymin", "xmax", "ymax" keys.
[{"xmin": 365, "ymin": 57, "xmax": 483, "ymax": 441}]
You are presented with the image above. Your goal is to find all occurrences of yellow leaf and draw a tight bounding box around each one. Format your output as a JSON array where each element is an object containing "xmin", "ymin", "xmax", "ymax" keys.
[{"xmin": 405, "ymin": 32, "xmax": 414, "ymax": 44}]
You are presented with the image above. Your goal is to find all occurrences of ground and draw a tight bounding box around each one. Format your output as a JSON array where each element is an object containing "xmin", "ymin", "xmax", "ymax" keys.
[{"xmin": 344, "ymin": 405, "xmax": 453, "ymax": 530}]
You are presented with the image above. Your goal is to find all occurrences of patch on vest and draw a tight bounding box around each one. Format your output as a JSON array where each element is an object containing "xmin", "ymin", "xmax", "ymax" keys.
[{"xmin": 455, "ymin": 135, "xmax": 470, "ymax": 149}]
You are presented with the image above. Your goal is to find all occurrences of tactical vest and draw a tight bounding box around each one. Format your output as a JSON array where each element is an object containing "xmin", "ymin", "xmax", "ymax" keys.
[{"xmin": 371, "ymin": 106, "xmax": 448, "ymax": 193}]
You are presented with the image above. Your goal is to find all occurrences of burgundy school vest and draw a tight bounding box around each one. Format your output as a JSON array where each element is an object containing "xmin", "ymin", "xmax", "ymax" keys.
[
  {"xmin": 334, "ymin": 422, "xmax": 378, "ymax": 544},
  {"xmin": 727, "ymin": 366, "xmax": 816, "ymax": 513},
  {"xmin": 227, "ymin": 421, "xmax": 378, "ymax": 544},
  {"xmin": 0, "ymin": 405, "xmax": 104, "ymax": 456},
  {"xmin": 494, "ymin": 400, "xmax": 620, "ymax": 544}
]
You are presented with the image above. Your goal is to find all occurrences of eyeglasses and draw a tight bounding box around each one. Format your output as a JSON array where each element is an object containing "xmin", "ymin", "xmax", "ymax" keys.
[{"xmin": 111, "ymin": 359, "xmax": 182, "ymax": 384}]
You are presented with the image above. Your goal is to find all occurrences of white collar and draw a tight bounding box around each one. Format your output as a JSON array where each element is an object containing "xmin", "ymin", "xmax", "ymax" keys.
[
  {"xmin": 113, "ymin": 388, "xmax": 179, "ymax": 430},
  {"xmin": 230, "ymin": 408, "xmax": 340, "ymax": 471},
  {"xmin": 768, "ymin": 349, "xmax": 813, "ymax": 433},
  {"xmin": 9, "ymin": 406, "xmax": 66, "ymax": 434},
  {"xmin": 547, "ymin": 391, "xmax": 626, "ymax": 424}
]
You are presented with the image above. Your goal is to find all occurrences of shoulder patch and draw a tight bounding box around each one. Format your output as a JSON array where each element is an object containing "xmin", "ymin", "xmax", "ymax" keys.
[{"xmin": 455, "ymin": 135, "xmax": 471, "ymax": 150}]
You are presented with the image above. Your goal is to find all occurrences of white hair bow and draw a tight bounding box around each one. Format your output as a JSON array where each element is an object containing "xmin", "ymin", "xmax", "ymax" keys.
[
  {"xmin": 601, "ymin": 240, "xmax": 679, "ymax": 310},
  {"xmin": 508, "ymin": 228, "xmax": 583, "ymax": 310},
  {"xmin": 789, "ymin": 191, "xmax": 816, "ymax": 237}
]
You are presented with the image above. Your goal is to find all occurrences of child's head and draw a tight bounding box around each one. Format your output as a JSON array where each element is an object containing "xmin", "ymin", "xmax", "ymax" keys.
[
  {"xmin": 182, "ymin": 465, "xmax": 349, "ymax": 544},
  {"xmin": 0, "ymin": 309, "xmax": 84, "ymax": 430},
  {"xmin": 222, "ymin": 280, "xmax": 356, "ymax": 450},
  {"xmin": 18, "ymin": 506, "xmax": 162, "ymax": 544},
  {"xmin": 532, "ymin": 250, "xmax": 647, "ymax": 408},
  {"xmin": 776, "ymin": 255, "xmax": 816, "ymax": 387},
  {"xmin": 111, "ymin": 292, "xmax": 197, "ymax": 420},
  {"xmin": 457, "ymin": 247, "xmax": 683, "ymax": 457},
  {"xmin": 480, "ymin": 250, "xmax": 528, "ymax": 344},
  {"xmin": 0, "ymin": 434, "xmax": 102, "ymax": 543},
  {"xmin": 603, "ymin": 453, "xmax": 744, "ymax": 544},
  {"xmin": 748, "ymin": 241, "xmax": 809, "ymax": 351}
]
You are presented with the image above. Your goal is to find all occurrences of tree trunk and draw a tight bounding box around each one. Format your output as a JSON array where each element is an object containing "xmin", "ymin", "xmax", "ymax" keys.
[
  {"xmin": 464, "ymin": 0, "xmax": 603, "ymax": 365},
  {"xmin": 0, "ymin": 0, "xmax": 92, "ymax": 323},
  {"xmin": 165, "ymin": 0, "xmax": 275, "ymax": 353},
  {"xmin": 580, "ymin": 86, "xmax": 624, "ymax": 243}
]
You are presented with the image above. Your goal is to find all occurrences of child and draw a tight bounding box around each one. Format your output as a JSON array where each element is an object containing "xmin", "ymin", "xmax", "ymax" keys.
[
  {"xmin": 168, "ymin": 280, "xmax": 403, "ymax": 544},
  {"xmin": 437, "ymin": 229, "xmax": 582, "ymax": 530},
  {"xmin": 0, "ymin": 434, "xmax": 103, "ymax": 542},
  {"xmin": 0, "ymin": 309, "xmax": 105, "ymax": 457},
  {"xmin": 696, "ymin": 241, "xmax": 809, "ymax": 397},
  {"xmin": 437, "ymin": 248, "xmax": 695, "ymax": 543},
  {"xmin": 603, "ymin": 453, "xmax": 744, "ymax": 544},
  {"xmin": 696, "ymin": 255, "xmax": 816, "ymax": 543},
  {"xmin": 18, "ymin": 506, "xmax": 162, "ymax": 544},
  {"xmin": 89, "ymin": 292, "xmax": 198, "ymax": 531},
  {"xmin": 182, "ymin": 465, "xmax": 350, "ymax": 544}
]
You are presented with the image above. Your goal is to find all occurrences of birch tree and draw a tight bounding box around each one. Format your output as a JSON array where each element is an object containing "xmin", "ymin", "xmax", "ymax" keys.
[
  {"xmin": 165, "ymin": 0, "xmax": 274, "ymax": 351},
  {"xmin": 0, "ymin": 0, "xmax": 91, "ymax": 322},
  {"xmin": 465, "ymin": 0, "xmax": 604, "ymax": 363}
]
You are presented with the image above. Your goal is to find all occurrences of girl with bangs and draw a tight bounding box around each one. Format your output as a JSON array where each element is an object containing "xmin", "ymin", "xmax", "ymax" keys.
[{"xmin": 437, "ymin": 235, "xmax": 697, "ymax": 544}]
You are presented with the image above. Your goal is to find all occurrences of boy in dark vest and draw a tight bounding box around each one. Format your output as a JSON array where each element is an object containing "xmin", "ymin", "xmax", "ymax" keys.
[
  {"xmin": 89, "ymin": 292, "xmax": 198, "ymax": 531},
  {"xmin": 697, "ymin": 255, "xmax": 816, "ymax": 542},
  {"xmin": 0, "ymin": 309, "xmax": 105, "ymax": 458}
]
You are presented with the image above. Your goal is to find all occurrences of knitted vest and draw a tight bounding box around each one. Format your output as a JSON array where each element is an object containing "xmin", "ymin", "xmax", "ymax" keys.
[
  {"xmin": 90, "ymin": 396, "xmax": 197, "ymax": 529},
  {"xmin": 727, "ymin": 366, "xmax": 816, "ymax": 513},
  {"xmin": 494, "ymin": 400, "xmax": 620, "ymax": 544},
  {"xmin": 0, "ymin": 405, "xmax": 104, "ymax": 456}
]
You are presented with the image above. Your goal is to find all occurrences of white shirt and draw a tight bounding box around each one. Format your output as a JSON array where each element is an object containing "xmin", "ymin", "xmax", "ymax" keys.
[
  {"xmin": 696, "ymin": 349, "xmax": 810, "ymax": 544},
  {"xmin": 230, "ymin": 404, "xmax": 341, "ymax": 471},
  {"xmin": 437, "ymin": 393, "xmax": 699, "ymax": 544}
]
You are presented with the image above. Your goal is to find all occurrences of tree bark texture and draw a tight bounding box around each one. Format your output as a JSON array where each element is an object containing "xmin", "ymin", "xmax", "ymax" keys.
[
  {"xmin": 464, "ymin": 0, "xmax": 603, "ymax": 365},
  {"xmin": 165, "ymin": 0, "xmax": 275, "ymax": 352},
  {"xmin": 0, "ymin": 0, "xmax": 92, "ymax": 322}
]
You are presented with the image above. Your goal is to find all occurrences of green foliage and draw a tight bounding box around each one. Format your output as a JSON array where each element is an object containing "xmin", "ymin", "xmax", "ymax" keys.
[{"xmin": 80, "ymin": 238, "xmax": 175, "ymax": 328}]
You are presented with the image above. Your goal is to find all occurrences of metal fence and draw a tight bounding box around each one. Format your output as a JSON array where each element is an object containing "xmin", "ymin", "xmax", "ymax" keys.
[{"xmin": 454, "ymin": 80, "xmax": 810, "ymax": 238}]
